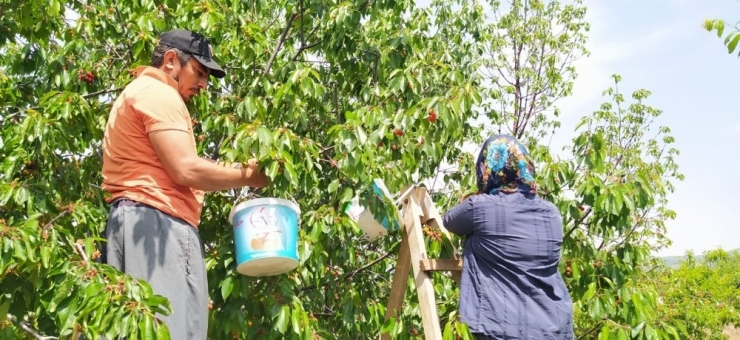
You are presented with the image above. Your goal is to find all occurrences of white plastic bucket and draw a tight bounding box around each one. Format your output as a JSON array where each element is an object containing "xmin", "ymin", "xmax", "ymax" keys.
[
  {"xmin": 228, "ymin": 198, "xmax": 301, "ymax": 277},
  {"xmin": 345, "ymin": 198, "xmax": 387, "ymax": 241}
]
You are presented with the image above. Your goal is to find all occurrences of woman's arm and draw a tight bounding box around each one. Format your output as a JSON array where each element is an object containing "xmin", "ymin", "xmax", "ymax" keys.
[{"xmin": 442, "ymin": 197, "xmax": 475, "ymax": 236}]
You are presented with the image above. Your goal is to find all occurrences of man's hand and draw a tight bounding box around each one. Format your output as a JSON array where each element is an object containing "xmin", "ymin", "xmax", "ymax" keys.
[{"xmin": 243, "ymin": 158, "xmax": 269, "ymax": 188}]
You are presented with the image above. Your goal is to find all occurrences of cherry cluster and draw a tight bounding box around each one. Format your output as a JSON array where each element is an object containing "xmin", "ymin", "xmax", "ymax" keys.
[{"xmin": 78, "ymin": 70, "xmax": 95, "ymax": 84}]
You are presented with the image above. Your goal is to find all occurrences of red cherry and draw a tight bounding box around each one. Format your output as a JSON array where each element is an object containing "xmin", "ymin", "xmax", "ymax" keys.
[
  {"xmin": 394, "ymin": 129, "xmax": 404, "ymax": 137},
  {"xmin": 578, "ymin": 205, "xmax": 585, "ymax": 211},
  {"xmin": 377, "ymin": 142, "xmax": 384, "ymax": 147},
  {"xmin": 428, "ymin": 110, "xmax": 437, "ymax": 123}
]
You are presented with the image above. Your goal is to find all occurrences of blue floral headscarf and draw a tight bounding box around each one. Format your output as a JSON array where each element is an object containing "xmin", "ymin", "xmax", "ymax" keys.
[{"xmin": 476, "ymin": 134, "xmax": 537, "ymax": 195}]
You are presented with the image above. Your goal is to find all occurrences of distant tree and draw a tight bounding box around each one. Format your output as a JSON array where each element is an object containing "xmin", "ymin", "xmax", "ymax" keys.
[{"xmin": 654, "ymin": 249, "xmax": 740, "ymax": 340}]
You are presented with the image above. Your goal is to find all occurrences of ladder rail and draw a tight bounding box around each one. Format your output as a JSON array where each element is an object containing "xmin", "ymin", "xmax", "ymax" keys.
[{"xmin": 380, "ymin": 185, "xmax": 464, "ymax": 340}]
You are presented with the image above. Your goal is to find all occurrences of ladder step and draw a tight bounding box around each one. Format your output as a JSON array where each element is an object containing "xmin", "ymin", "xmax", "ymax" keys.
[{"xmin": 420, "ymin": 259, "xmax": 462, "ymax": 272}]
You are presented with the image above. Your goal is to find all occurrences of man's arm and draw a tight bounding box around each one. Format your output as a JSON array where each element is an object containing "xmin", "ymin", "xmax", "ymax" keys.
[
  {"xmin": 149, "ymin": 129, "xmax": 269, "ymax": 192},
  {"xmin": 203, "ymin": 158, "xmax": 240, "ymax": 168}
]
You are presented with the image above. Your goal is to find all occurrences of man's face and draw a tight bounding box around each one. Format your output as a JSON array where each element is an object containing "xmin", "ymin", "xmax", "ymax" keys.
[
  {"xmin": 162, "ymin": 50, "xmax": 210, "ymax": 102},
  {"xmin": 175, "ymin": 58, "xmax": 210, "ymax": 102}
]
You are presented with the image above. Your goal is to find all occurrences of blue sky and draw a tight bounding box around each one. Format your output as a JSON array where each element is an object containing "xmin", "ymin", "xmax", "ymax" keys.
[
  {"xmin": 551, "ymin": 0, "xmax": 740, "ymax": 257},
  {"xmin": 416, "ymin": 0, "xmax": 740, "ymax": 257}
]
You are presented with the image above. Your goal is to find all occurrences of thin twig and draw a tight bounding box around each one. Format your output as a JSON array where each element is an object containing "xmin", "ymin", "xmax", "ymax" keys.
[
  {"xmin": 564, "ymin": 207, "xmax": 592, "ymax": 239},
  {"xmin": 299, "ymin": 250, "xmax": 396, "ymax": 293},
  {"xmin": 576, "ymin": 321, "xmax": 603, "ymax": 340},
  {"xmin": 6, "ymin": 314, "xmax": 58, "ymax": 340},
  {"xmin": 43, "ymin": 210, "xmax": 69, "ymax": 230},
  {"xmin": 21, "ymin": 322, "xmax": 58, "ymax": 340},
  {"xmin": 344, "ymin": 251, "xmax": 394, "ymax": 280},
  {"xmin": 291, "ymin": 41, "xmax": 322, "ymax": 61},
  {"xmin": 211, "ymin": 135, "xmax": 228, "ymax": 159},
  {"xmin": 2, "ymin": 87, "xmax": 124, "ymax": 122},
  {"xmin": 82, "ymin": 86, "xmax": 124, "ymax": 99},
  {"xmin": 1, "ymin": 111, "xmax": 22, "ymax": 122},
  {"xmin": 263, "ymin": 13, "xmax": 297, "ymax": 76},
  {"xmin": 74, "ymin": 243, "xmax": 89, "ymax": 263},
  {"xmin": 115, "ymin": 7, "xmax": 135, "ymax": 63}
]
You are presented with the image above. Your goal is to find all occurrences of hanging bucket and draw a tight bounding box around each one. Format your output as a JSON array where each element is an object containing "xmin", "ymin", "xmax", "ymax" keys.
[
  {"xmin": 228, "ymin": 198, "xmax": 300, "ymax": 277},
  {"xmin": 344, "ymin": 197, "xmax": 401, "ymax": 241},
  {"xmin": 344, "ymin": 179, "xmax": 401, "ymax": 241}
]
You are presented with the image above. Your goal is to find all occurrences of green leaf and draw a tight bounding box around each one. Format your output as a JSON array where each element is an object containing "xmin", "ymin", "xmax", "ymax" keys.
[
  {"xmin": 49, "ymin": 280, "xmax": 75, "ymax": 313},
  {"xmin": 728, "ymin": 32, "xmax": 740, "ymax": 53},
  {"xmin": 140, "ymin": 314, "xmax": 154, "ymax": 340},
  {"xmin": 340, "ymin": 188, "xmax": 353, "ymax": 203},
  {"xmin": 283, "ymin": 161, "xmax": 298, "ymax": 185},
  {"xmin": 631, "ymin": 321, "xmax": 645, "ymax": 338},
  {"xmin": 155, "ymin": 320, "xmax": 170, "ymax": 339},
  {"xmin": 274, "ymin": 305, "xmax": 290, "ymax": 334},
  {"xmin": 256, "ymin": 126, "xmax": 273, "ymax": 155},
  {"xmin": 380, "ymin": 318, "xmax": 396, "ymax": 335},
  {"xmin": 328, "ymin": 179, "xmax": 340, "ymax": 193},
  {"xmin": 716, "ymin": 20, "xmax": 726, "ymax": 38},
  {"xmin": 221, "ymin": 275, "xmax": 234, "ymax": 300},
  {"xmin": 41, "ymin": 244, "xmax": 51, "ymax": 268},
  {"xmin": 0, "ymin": 301, "xmax": 9, "ymax": 323},
  {"xmin": 355, "ymin": 126, "xmax": 367, "ymax": 145},
  {"xmin": 291, "ymin": 308, "xmax": 301, "ymax": 335},
  {"xmin": 583, "ymin": 282, "xmax": 596, "ymax": 300}
]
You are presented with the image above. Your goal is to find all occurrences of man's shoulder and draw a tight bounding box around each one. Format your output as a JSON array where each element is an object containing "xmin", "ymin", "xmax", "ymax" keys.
[{"xmin": 123, "ymin": 75, "xmax": 180, "ymax": 100}]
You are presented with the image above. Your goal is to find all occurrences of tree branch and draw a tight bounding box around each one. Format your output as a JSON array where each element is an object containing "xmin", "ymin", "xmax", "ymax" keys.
[
  {"xmin": 114, "ymin": 8, "xmax": 135, "ymax": 63},
  {"xmin": 74, "ymin": 242, "xmax": 89, "ymax": 263},
  {"xmin": 564, "ymin": 207, "xmax": 592, "ymax": 239},
  {"xmin": 517, "ymin": 41, "xmax": 548, "ymax": 138},
  {"xmin": 82, "ymin": 86, "xmax": 124, "ymax": 99},
  {"xmin": 608, "ymin": 208, "xmax": 652, "ymax": 251},
  {"xmin": 291, "ymin": 41, "xmax": 322, "ymax": 62},
  {"xmin": 264, "ymin": 13, "xmax": 296, "ymax": 76},
  {"xmin": 344, "ymin": 251, "xmax": 394, "ymax": 280},
  {"xmin": 43, "ymin": 210, "xmax": 69, "ymax": 230},
  {"xmin": 576, "ymin": 320, "xmax": 603, "ymax": 340},
  {"xmin": 2, "ymin": 87, "xmax": 123, "ymax": 123},
  {"xmin": 6, "ymin": 314, "xmax": 58, "ymax": 340},
  {"xmin": 511, "ymin": 2, "xmax": 527, "ymax": 137},
  {"xmin": 299, "ymin": 250, "xmax": 395, "ymax": 293}
]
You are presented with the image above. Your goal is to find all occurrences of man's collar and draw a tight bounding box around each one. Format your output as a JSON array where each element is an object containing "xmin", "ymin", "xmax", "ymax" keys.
[{"xmin": 134, "ymin": 66, "xmax": 178, "ymax": 90}]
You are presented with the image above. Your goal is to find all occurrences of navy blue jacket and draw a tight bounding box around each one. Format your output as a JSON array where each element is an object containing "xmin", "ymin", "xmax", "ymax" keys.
[{"xmin": 443, "ymin": 192, "xmax": 574, "ymax": 339}]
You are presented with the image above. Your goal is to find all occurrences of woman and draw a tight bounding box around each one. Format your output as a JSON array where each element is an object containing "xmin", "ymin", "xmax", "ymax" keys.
[{"xmin": 443, "ymin": 134, "xmax": 574, "ymax": 340}]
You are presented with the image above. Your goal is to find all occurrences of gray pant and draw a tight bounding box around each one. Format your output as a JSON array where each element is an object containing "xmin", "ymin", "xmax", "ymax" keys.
[{"xmin": 102, "ymin": 198, "xmax": 208, "ymax": 340}]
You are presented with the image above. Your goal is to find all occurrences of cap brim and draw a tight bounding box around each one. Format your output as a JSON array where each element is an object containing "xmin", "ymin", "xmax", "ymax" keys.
[{"xmin": 192, "ymin": 54, "xmax": 226, "ymax": 79}]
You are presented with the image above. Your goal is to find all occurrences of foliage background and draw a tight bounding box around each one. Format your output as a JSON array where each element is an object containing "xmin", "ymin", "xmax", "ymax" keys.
[{"xmin": 1, "ymin": 0, "xmax": 735, "ymax": 339}]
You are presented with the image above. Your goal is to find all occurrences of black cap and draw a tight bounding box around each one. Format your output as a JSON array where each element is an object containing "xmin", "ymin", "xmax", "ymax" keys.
[{"xmin": 158, "ymin": 29, "xmax": 225, "ymax": 78}]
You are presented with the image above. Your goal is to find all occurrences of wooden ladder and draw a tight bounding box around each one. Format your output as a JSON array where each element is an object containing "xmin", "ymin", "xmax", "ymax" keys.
[{"xmin": 380, "ymin": 185, "xmax": 463, "ymax": 340}]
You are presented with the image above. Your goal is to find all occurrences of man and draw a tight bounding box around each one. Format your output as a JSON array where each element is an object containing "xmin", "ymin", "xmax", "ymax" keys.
[{"xmin": 100, "ymin": 29, "xmax": 268, "ymax": 339}]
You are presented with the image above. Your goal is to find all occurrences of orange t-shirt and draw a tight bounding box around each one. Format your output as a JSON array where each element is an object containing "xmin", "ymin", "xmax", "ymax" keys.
[{"xmin": 101, "ymin": 66, "xmax": 205, "ymax": 227}]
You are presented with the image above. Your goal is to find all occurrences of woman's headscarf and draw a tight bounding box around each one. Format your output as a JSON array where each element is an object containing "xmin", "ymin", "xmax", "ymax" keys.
[{"xmin": 476, "ymin": 134, "xmax": 537, "ymax": 195}]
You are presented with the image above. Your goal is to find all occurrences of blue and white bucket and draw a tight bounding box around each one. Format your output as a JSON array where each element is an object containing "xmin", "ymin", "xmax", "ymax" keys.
[{"xmin": 228, "ymin": 198, "xmax": 301, "ymax": 277}]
